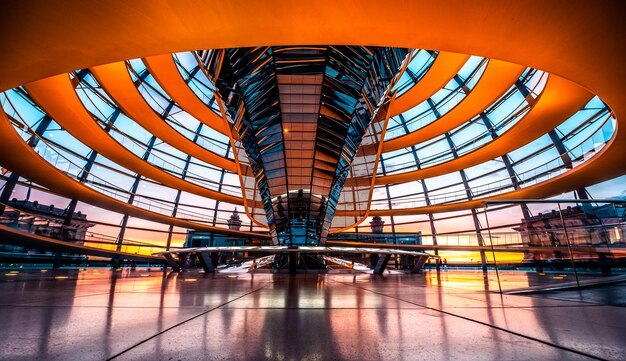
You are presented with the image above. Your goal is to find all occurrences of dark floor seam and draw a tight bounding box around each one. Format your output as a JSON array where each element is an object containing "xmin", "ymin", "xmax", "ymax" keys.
[
  {"xmin": 340, "ymin": 281, "xmax": 608, "ymax": 361},
  {"xmin": 105, "ymin": 284, "xmax": 268, "ymax": 361}
]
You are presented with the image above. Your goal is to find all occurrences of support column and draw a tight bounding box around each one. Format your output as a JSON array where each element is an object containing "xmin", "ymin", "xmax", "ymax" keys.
[
  {"xmin": 0, "ymin": 115, "xmax": 53, "ymax": 214},
  {"xmin": 379, "ymin": 155, "xmax": 397, "ymax": 236},
  {"xmin": 165, "ymin": 123, "xmax": 202, "ymax": 250},
  {"xmin": 434, "ymin": 74, "xmax": 494, "ymax": 270},
  {"xmin": 442, "ymin": 129, "xmax": 487, "ymax": 270},
  {"xmin": 288, "ymin": 250, "xmax": 298, "ymax": 274},
  {"xmin": 114, "ymin": 134, "xmax": 157, "ymax": 260},
  {"xmin": 163, "ymin": 253, "xmax": 181, "ymax": 272},
  {"xmin": 209, "ymin": 145, "xmax": 229, "ymax": 246},
  {"xmin": 397, "ymin": 113, "xmax": 439, "ymax": 254},
  {"xmin": 479, "ymin": 112, "xmax": 532, "ymax": 218},
  {"xmin": 373, "ymin": 254, "xmax": 391, "ymax": 275},
  {"xmin": 197, "ymin": 252, "xmax": 215, "ymax": 273},
  {"xmin": 0, "ymin": 173, "xmax": 19, "ymax": 215},
  {"xmin": 178, "ymin": 252, "xmax": 190, "ymax": 271}
]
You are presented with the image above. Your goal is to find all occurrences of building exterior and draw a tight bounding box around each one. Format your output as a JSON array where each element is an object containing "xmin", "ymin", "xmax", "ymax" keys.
[
  {"xmin": 0, "ymin": 199, "xmax": 94, "ymax": 264},
  {"xmin": 515, "ymin": 202, "xmax": 626, "ymax": 262},
  {"xmin": 1, "ymin": 199, "xmax": 94, "ymax": 242}
]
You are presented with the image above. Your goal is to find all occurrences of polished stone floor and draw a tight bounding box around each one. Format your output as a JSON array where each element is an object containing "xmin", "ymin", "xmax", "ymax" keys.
[{"xmin": 0, "ymin": 268, "xmax": 624, "ymax": 361}]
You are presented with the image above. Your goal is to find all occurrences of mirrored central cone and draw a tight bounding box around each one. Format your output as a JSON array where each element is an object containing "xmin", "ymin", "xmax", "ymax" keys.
[{"xmin": 201, "ymin": 46, "xmax": 408, "ymax": 245}]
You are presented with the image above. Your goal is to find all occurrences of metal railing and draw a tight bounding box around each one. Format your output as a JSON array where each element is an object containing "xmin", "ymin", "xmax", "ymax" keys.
[{"xmin": 0, "ymin": 201, "xmax": 178, "ymax": 257}]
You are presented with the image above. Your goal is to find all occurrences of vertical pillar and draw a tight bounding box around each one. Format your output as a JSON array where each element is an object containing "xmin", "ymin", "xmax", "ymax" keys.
[
  {"xmin": 115, "ymin": 135, "xmax": 157, "ymax": 256},
  {"xmin": 115, "ymin": 96, "xmax": 174, "ymax": 263},
  {"xmin": 162, "ymin": 253, "xmax": 181, "ymax": 272},
  {"xmin": 289, "ymin": 250, "xmax": 298, "ymax": 274},
  {"xmin": 0, "ymin": 173, "xmax": 19, "ymax": 215},
  {"xmin": 197, "ymin": 252, "xmax": 215, "ymax": 273},
  {"xmin": 379, "ymin": 155, "xmax": 397, "ymax": 236},
  {"xmin": 0, "ymin": 115, "xmax": 53, "ymax": 214},
  {"xmin": 165, "ymin": 123, "xmax": 201, "ymax": 250},
  {"xmin": 479, "ymin": 112, "xmax": 531, "ymax": 218},
  {"xmin": 373, "ymin": 254, "xmax": 391, "ymax": 275},
  {"xmin": 62, "ymin": 150, "xmax": 99, "ymax": 234},
  {"xmin": 209, "ymin": 142, "xmax": 230, "ymax": 247},
  {"xmin": 397, "ymin": 113, "xmax": 439, "ymax": 254},
  {"xmin": 441, "ymin": 128, "xmax": 488, "ymax": 271}
]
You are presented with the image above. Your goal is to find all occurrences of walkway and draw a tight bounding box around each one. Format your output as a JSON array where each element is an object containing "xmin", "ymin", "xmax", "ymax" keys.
[{"xmin": 0, "ymin": 269, "xmax": 623, "ymax": 360}]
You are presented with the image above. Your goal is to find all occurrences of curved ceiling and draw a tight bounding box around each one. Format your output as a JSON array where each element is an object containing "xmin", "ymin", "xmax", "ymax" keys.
[{"xmin": 1, "ymin": 1, "xmax": 624, "ymax": 233}]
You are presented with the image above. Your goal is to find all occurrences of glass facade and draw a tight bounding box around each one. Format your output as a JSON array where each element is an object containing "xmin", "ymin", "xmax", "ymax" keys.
[
  {"xmin": 0, "ymin": 48, "xmax": 623, "ymax": 260},
  {"xmin": 202, "ymin": 46, "xmax": 408, "ymax": 246}
]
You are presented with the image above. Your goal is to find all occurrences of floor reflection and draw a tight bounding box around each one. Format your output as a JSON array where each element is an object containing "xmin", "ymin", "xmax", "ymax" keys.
[{"xmin": 0, "ymin": 269, "xmax": 623, "ymax": 360}]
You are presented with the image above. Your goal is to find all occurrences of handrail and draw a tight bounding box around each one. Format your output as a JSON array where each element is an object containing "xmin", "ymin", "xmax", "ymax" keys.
[
  {"xmin": 0, "ymin": 224, "xmax": 165, "ymax": 262},
  {"xmin": 384, "ymin": 57, "xmax": 489, "ymax": 139},
  {"xmin": 1, "ymin": 202, "xmax": 187, "ymax": 252},
  {"xmin": 383, "ymin": 59, "xmax": 525, "ymax": 151},
  {"xmin": 380, "ymin": 70, "xmax": 548, "ymax": 173},
  {"xmin": 1, "ymin": 98, "xmax": 240, "ymax": 224},
  {"xmin": 483, "ymin": 199, "xmax": 626, "ymax": 205},
  {"xmin": 23, "ymin": 74, "xmax": 245, "ymax": 205},
  {"xmin": 90, "ymin": 61, "xmax": 237, "ymax": 172},
  {"xmin": 143, "ymin": 53, "xmax": 228, "ymax": 134},
  {"xmin": 0, "ymin": 106, "xmax": 271, "ymax": 239},
  {"xmin": 365, "ymin": 107, "xmax": 614, "ymax": 209}
]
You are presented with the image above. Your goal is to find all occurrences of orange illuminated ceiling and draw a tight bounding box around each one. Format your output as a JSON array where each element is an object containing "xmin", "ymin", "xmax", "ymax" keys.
[
  {"xmin": 383, "ymin": 60, "xmax": 524, "ymax": 153},
  {"xmin": 90, "ymin": 62, "xmax": 237, "ymax": 172},
  {"xmin": 0, "ymin": 108, "xmax": 268, "ymax": 239},
  {"xmin": 0, "ymin": 1, "xmax": 625, "ymax": 230},
  {"xmin": 142, "ymin": 54, "xmax": 232, "ymax": 136},
  {"xmin": 376, "ymin": 75, "xmax": 593, "ymax": 186},
  {"xmin": 23, "ymin": 74, "xmax": 244, "ymax": 206},
  {"xmin": 388, "ymin": 52, "xmax": 469, "ymax": 117}
]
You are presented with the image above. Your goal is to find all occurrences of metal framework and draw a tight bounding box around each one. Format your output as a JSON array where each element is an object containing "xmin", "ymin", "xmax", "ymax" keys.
[{"xmin": 0, "ymin": 1, "xmax": 624, "ymax": 260}]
